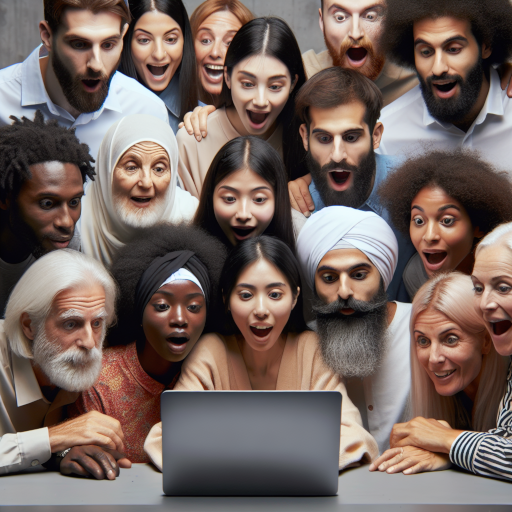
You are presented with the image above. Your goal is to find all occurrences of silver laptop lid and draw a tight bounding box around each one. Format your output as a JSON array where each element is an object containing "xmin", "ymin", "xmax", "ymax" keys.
[{"xmin": 161, "ymin": 390, "xmax": 341, "ymax": 496}]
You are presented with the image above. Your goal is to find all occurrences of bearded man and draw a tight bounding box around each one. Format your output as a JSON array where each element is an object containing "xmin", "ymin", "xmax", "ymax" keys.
[
  {"xmin": 0, "ymin": 250, "xmax": 130, "ymax": 479},
  {"xmin": 0, "ymin": 0, "xmax": 168, "ymax": 161},
  {"xmin": 378, "ymin": 0, "xmax": 512, "ymax": 173},
  {"xmin": 297, "ymin": 206, "xmax": 412, "ymax": 454}
]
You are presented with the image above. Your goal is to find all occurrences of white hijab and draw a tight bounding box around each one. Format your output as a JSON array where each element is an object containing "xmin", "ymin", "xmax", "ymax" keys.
[
  {"xmin": 81, "ymin": 114, "xmax": 198, "ymax": 267},
  {"xmin": 296, "ymin": 206, "xmax": 398, "ymax": 291}
]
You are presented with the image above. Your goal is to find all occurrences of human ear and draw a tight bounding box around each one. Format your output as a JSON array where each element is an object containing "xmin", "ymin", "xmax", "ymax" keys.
[
  {"xmin": 39, "ymin": 20, "xmax": 53, "ymax": 53},
  {"xmin": 224, "ymin": 68, "xmax": 231, "ymax": 90},
  {"xmin": 121, "ymin": 22, "xmax": 129, "ymax": 39},
  {"xmin": 299, "ymin": 124, "xmax": 309, "ymax": 151},
  {"xmin": 372, "ymin": 122, "xmax": 384, "ymax": 149},
  {"xmin": 481, "ymin": 43, "xmax": 492, "ymax": 60},
  {"xmin": 289, "ymin": 74, "xmax": 299, "ymax": 95},
  {"xmin": 319, "ymin": 8, "xmax": 325, "ymax": 35},
  {"xmin": 291, "ymin": 287, "xmax": 300, "ymax": 310},
  {"xmin": 20, "ymin": 312, "xmax": 36, "ymax": 341}
]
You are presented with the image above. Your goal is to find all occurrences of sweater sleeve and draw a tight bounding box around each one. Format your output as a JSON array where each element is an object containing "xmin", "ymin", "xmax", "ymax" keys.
[{"xmin": 176, "ymin": 128, "xmax": 201, "ymax": 199}]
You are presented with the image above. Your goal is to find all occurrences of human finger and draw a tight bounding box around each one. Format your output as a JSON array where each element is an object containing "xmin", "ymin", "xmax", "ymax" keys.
[
  {"xmin": 369, "ymin": 448, "xmax": 402, "ymax": 471},
  {"xmin": 118, "ymin": 457, "xmax": 132, "ymax": 469},
  {"xmin": 91, "ymin": 449, "xmax": 119, "ymax": 480},
  {"xmin": 60, "ymin": 460, "xmax": 90, "ymax": 478},
  {"xmin": 289, "ymin": 182, "xmax": 310, "ymax": 216},
  {"xmin": 198, "ymin": 105, "xmax": 216, "ymax": 138},
  {"xmin": 377, "ymin": 450, "xmax": 406, "ymax": 472},
  {"xmin": 73, "ymin": 454, "xmax": 107, "ymax": 480},
  {"xmin": 387, "ymin": 456, "xmax": 422, "ymax": 474}
]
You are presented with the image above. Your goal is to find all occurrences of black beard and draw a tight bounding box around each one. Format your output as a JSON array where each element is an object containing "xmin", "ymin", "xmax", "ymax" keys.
[
  {"xmin": 418, "ymin": 57, "xmax": 485, "ymax": 125},
  {"xmin": 51, "ymin": 45, "xmax": 117, "ymax": 114},
  {"xmin": 312, "ymin": 284, "xmax": 388, "ymax": 378},
  {"xmin": 306, "ymin": 147, "xmax": 376, "ymax": 209}
]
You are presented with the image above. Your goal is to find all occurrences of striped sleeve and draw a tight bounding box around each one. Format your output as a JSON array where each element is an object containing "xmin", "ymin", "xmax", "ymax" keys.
[{"xmin": 450, "ymin": 360, "xmax": 512, "ymax": 481}]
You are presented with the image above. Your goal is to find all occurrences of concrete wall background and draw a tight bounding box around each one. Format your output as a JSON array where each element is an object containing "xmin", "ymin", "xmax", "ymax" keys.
[{"xmin": 0, "ymin": 0, "xmax": 326, "ymax": 70}]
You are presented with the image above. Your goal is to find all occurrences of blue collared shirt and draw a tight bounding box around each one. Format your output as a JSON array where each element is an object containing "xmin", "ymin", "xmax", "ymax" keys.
[
  {"xmin": 309, "ymin": 154, "xmax": 415, "ymax": 301},
  {"xmin": 0, "ymin": 45, "xmax": 169, "ymax": 160}
]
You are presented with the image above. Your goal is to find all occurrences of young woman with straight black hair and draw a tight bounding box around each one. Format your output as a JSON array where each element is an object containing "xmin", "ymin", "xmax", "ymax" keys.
[
  {"xmin": 176, "ymin": 16, "xmax": 307, "ymax": 198},
  {"xmin": 119, "ymin": 0, "xmax": 199, "ymax": 132},
  {"xmin": 194, "ymin": 136, "xmax": 296, "ymax": 251}
]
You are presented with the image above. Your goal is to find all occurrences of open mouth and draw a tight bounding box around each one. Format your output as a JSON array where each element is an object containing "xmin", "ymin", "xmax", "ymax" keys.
[
  {"xmin": 247, "ymin": 110, "xmax": 269, "ymax": 129},
  {"xmin": 82, "ymin": 79, "xmax": 101, "ymax": 92},
  {"xmin": 423, "ymin": 251, "xmax": 447, "ymax": 268},
  {"xmin": 347, "ymin": 47, "xmax": 368, "ymax": 65},
  {"xmin": 330, "ymin": 170, "xmax": 351, "ymax": 184},
  {"xmin": 433, "ymin": 369, "xmax": 456, "ymax": 379},
  {"xmin": 250, "ymin": 325, "xmax": 273, "ymax": 338},
  {"xmin": 340, "ymin": 308, "xmax": 355, "ymax": 315},
  {"xmin": 204, "ymin": 64, "xmax": 223, "ymax": 80},
  {"xmin": 131, "ymin": 196, "xmax": 152, "ymax": 207},
  {"xmin": 167, "ymin": 336, "xmax": 189, "ymax": 346},
  {"xmin": 231, "ymin": 226, "xmax": 256, "ymax": 240},
  {"xmin": 492, "ymin": 320, "xmax": 512, "ymax": 336},
  {"xmin": 147, "ymin": 64, "xmax": 169, "ymax": 77},
  {"xmin": 432, "ymin": 80, "xmax": 458, "ymax": 99},
  {"xmin": 50, "ymin": 238, "xmax": 71, "ymax": 248}
]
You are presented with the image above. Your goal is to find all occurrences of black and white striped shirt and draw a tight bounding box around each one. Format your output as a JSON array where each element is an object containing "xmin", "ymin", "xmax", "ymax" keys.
[{"xmin": 450, "ymin": 358, "xmax": 512, "ymax": 481}]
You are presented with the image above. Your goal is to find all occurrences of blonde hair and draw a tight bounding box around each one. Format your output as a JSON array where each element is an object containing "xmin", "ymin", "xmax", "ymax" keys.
[
  {"xmin": 190, "ymin": 0, "xmax": 253, "ymax": 37},
  {"xmin": 410, "ymin": 272, "xmax": 507, "ymax": 432},
  {"xmin": 4, "ymin": 250, "xmax": 117, "ymax": 359}
]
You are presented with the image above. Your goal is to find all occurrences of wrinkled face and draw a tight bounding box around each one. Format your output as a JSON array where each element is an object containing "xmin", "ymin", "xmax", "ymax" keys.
[
  {"xmin": 320, "ymin": 0, "xmax": 386, "ymax": 80},
  {"xmin": 410, "ymin": 186, "xmax": 477, "ymax": 277},
  {"xmin": 225, "ymin": 54, "xmax": 296, "ymax": 136},
  {"xmin": 2, "ymin": 162, "xmax": 84, "ymax": 258},
  {"xmin": 195, "ymin": 10, "xmax": 242, "ymax": 96},
  {"xmin": 142, "ymin": 281, "xmax": 206, "ymax": 363},
  {"xmin": 413, "ymin": 17, "xmax": 489, "ymax": 124},
  {"xmin": 112, "ymin": 141, "xmax": 171, "ymax": 228},
  {"xmin": 315, "ymin": 248, "xmax": 381, "ymax": 308},
  {"xmin": 300, "ymin": 102, "xmax": 380, "ymax": 208},
  {"xmin": 131, "ymin": 10, "xmax": 184, "ymax": 92},
  {"xmin": 414, "ymin": 308, "xmax": 489, "ymax": 397},
  {"xmin": 229, "ymin": 258, "xmax": 298, "ymax": 352},
  {"xmin": 472, "ymin": 244, "xmax": 512, "ymax": 356},
  {"xmin": 213, "ymin": 168, "xmax": 275, "ymax": 245},
  {"xmin": 50, "ymin": 9, "xmax": 126, "ymax": 113}
]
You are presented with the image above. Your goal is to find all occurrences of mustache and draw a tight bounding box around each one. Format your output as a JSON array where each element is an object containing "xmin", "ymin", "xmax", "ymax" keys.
[
  {"xmin": 321, "ymin": 159, "xmax": 360, "ymax": 174},
  {"xmin": 339, "ymin": 35, "xmax": 375, "ymax": 57},
  {"xmin": 312, "ymin": 294, "xmax": 388, "ymax": 318},
  {"xmin": 426, "ymin": 73, "xmax": 463, "ymax": 90}
]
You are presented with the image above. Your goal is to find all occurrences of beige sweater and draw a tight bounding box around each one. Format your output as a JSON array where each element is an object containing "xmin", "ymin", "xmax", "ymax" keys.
[
  {"xmin": 144, "ymin": 330, "xmax": 379, "ymax": 471},
  {"xmin": 176, "ymin": 107, "xmax": 283, "ymax": 198}
]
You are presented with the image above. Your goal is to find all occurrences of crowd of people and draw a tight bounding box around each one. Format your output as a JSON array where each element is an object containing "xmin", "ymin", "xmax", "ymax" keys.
[{"xmin": 1, "ymin": 0, "xmax": 512, "ymax": 485}]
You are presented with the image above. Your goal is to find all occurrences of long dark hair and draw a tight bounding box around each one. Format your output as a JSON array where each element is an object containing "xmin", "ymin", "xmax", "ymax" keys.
[
  {"xmin": 220, "ymin": 236, "xmax": 307, "ymax": 335},
  {"xmin": 219, "ymin": 17, "xmax": 307, "ymax": 180},
  {"xmin": 194, "ymin": 136, "xmax": 295, "ymax": 251},
  {"xmin": 119, "ymin": 0, "xmax": 199, "ymax": 121}
]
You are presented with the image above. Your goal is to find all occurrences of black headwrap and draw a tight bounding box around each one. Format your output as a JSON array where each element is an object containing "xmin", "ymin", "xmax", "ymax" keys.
[{"xmin": 134, "ymin": 250, "xmax": 211, "ymax": 321}]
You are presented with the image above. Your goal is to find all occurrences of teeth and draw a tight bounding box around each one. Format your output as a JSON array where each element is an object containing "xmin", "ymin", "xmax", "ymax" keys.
[
  {"xmin": 205, "ymin": 64, "xmax": 223, "ymax": 70},
  {"xmin": 253, "ymin": 326, "xmax": 271, "ymax": 330},
  {"xmin": 434, "ymin": 370, "xmax": 455, "ymax": 377}
]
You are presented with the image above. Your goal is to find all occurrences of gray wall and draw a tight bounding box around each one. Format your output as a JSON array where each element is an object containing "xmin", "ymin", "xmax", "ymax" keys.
[{"xmin": 0, "ymin": 0, "xmax": 325, "ymax": 70}]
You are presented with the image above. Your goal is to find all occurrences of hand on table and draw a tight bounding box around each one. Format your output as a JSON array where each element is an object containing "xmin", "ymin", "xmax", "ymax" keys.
[
  {"xmin": 288, "ymin": 173, "xmax": 314, "ymax": 216},
  {"xmin": 369, "ymin": 446, "xmax": 451, "ymax": 475},
  {"xmin": 60, "ymin": 445, "xmax": 131, "ymax": 480},
  {"xmin": 178, "ymin": 104, "xmax": 216, "ymax": 141}
]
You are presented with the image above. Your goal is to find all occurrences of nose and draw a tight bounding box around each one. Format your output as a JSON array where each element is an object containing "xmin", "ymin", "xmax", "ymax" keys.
[
  {"xmin": 331, "ymin": 136, "xmax": 349, "ymax": 164},
  {"xmin": 210, "ymin": 39, "xmax": 222, "ymax": 60},
  {"xmin": 337, "ymin": 275, "xmax": 354, "ymax": 301},
  {"xmin": 432, "ymin": 50, "xmax": 450, "ymax": 77},
  {"xmin": 170, "ymin": 305, "xmax": 188, "ymax": 327},
  {"xmin": 137, "ymin": 167, "xmax": 153, "ymax": 189},
  {"xmin": 254, "ymin": 294, "xmax": 270, "ymax": 319},
  {"xmin": 76, "ymin": 324, "xmax": 96, "ymax": 350},
  {"xmin": 423, "ymin": 221, "xmax": 440, "ymax": 244},
  {"xmin": 253, "ymin": 84, "xmax": 269, "ymax": 108},
  {"xmin": 349, "ymin": 14, "xmax": 364, "ymax": 41},
  {"xmin": 87, "ymin": 45, "xmax": 103, "ymax": 73},
  {"xmin": 54, "ymin": 205, "xmax": 74, "ymax": 232},
  {"xmin": 235, "ymin": 198, "xmax": 252, "ymax": 222},
  {"xmin": 428, "ymin": 342, "xmax": 446, "ymax": 365},
  {"xmin": 152, "ymin": 39, "xmax": 167, "ymax": 61},
  {"xmin": 481, "ymin": 289, "xmax": 499, "ymax": 313}
]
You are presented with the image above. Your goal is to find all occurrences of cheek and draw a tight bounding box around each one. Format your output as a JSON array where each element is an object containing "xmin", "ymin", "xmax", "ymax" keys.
[
  {"xmin": 131, "ymin": 41, "xmax": 151, "ymax": 67},
  {"xmin": 229, "ymin": 299, "xmax": 251, "ymax": 328},
  {"xmin": 188, "ymin": 312, "xmax": 207, "ymax": 342},
  {"xmin": 153, "ymin": 174, "xmax": 171, "ymax": 194},
  {"xmin": 324, "ymin": 20, "xmax": 349, "ymax": 47},
  {"xmin": 213, "ymin": 199, "xmax": 232, "ymax": 225},
  {"xmin": 253, "ymin": 202, "xmax": 275, "ymax": 229},
  {"xmin": 269, "ymin": 91, "xmax": 290, "ymax": 114},
  {"xmin": 112, "ymin": 170, "xmax": 139, "ymax": 196},
  {"xmin": 314, "ymin": 278, "xmax": 334, "ymax": 303},
  {"xmin": 194, "ymin": 40, "xmax": 208, "ymax": 61},
  {"xmin": 409, "ymin": 226, "xmax": 423, "ymax": 251},
  {"xmin": 170, "ymin": 40, "xmax": 184, "ymax": 62},
  {"xmin": 444, "ymin": 224, "xmax": 474, "ymax": 256}
]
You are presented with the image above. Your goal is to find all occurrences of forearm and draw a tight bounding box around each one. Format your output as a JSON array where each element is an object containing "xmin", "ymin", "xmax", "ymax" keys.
[{"xmin": 0, "ymin": 428, "xmax": 51, "ymax": 475}]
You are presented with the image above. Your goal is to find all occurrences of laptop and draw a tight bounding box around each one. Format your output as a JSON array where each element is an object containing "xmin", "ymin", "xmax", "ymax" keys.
[{"xmin": 161, "ymin": 390, "xmax": 341, "ymax": 496}]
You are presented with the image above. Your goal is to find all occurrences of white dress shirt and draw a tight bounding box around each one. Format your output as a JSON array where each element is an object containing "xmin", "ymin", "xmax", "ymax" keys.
[
  {"xmin": 0, "ymin": 321, "xmax": 78, "ymax": 475},
  {"xmin": 0, "ymin": 45, "xmax": 169, "ymax": 161},
  {"xmin": 377, "ymin": 68, "xmax": 512, "ymax": 172},
  {"xmin": 345, "ymin": 301, "xmax": 412, "ymax": 454}
]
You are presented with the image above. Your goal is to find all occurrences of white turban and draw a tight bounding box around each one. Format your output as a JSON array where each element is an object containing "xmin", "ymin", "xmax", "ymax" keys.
[{"xmin": 296, "ymin": 206, "xmax": 398, "ymax": 291}]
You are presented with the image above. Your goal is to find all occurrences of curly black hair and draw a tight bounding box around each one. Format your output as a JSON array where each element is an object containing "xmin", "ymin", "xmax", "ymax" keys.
[
  {"xmin": 382, "ymin": 0, "xmax": 512, "ymax": 69},
  {"xmin": 108, "ymin": 223, "xmax": 228, "ymax": 345},
  {"xmin": 378, "ymin": 148, "xmax": 512, "ymax": 238},
  {"xmin": 0, "ymin": 111, "xmax": 95, "ymax": 203}
]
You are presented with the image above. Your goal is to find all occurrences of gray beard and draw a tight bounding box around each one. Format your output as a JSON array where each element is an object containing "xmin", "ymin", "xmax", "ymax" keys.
[
  {"xmin": 312, "ymin": 285, "xmax": 389, "ymax": 378},
  {"xmin": 32, "ymin": 328, "xmax": 104, "ymax": 392},
  {"xmin": 113, "ymin": 193, "xmax": 168, "ymax": 229}
]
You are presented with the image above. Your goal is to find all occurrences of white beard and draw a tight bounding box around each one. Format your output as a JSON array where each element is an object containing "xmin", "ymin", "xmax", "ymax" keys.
[
  {"xmin": 113, "ymin": 192, "xmax": 168, "ymax": 229},
  {"xmin": 32, "ymin": 329, "xmax": 104, "ymax": 392}
]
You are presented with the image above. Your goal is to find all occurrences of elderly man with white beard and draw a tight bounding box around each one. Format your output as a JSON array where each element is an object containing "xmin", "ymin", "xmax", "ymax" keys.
[
  {"xmin": 0, "ymin": 249, "xmax": 129, "ymax": 479},
  {"xmin": 297, "ymin": 206, "xmax": 412, "ymax": 454}
]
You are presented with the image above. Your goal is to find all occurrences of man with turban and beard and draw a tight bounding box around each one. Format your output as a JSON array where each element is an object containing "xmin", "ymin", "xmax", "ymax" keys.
[
  {"xmin": 297, "ymin": 206, "xmax": 412, "ymax": 454},
  {"xmin": 290, "ymin": 67, "xmax": 415, "ymax": 301},
  {"xmin": 0, "ymin": 250, "xmax": 130, "ymax": 479},
  {"xmin": 0, "ymin": 0, "xmax": 168, "ymax": 160},
  {"xmin": 377, "ymin": 0, "xmax": 512, "ymax": 173}
]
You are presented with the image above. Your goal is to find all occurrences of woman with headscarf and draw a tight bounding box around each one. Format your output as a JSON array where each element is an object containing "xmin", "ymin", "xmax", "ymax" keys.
[
  {"xmin": 67, "ymin": 223, "xmax": 227, "ymax": 463},
  {"xmin": 81, "ymin": 114, "xmax": 198, "ymax": 267}
]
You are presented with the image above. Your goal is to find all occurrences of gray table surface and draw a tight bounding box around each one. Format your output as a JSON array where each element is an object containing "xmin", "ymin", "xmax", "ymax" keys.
[{"xmin": 0, "ymin": 463, "xmax": 511, "ymax": 511}]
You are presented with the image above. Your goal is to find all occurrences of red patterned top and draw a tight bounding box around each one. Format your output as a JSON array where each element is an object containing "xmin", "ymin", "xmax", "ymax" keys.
[{"xmin": 67, "ymin": 341, "xmax": 179, "ymax": 462}]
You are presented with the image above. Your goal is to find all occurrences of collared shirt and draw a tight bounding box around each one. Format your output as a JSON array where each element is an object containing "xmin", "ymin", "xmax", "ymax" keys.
[
  {"xmin": 450, "ymin": 358, "xmax": 512, "ymax": 481},
  {"xmin": 305, "ymin": 154, "xmax": 416, "ymax": 301},
  {"xmin": 0, "ymin": 321, "xmax": 78, "ymax": 475},
  {"xmin": 378, "ymin": 68, "xmax": 512, "ymax": 172},
  {"xmin": 157, "ymin": 72, "xmax": 181, "ymax": 134},
  {"xmin": 301, "ymin": 49, "xmax": 419, "ymax": 106},
  {"xmin": 0, "ymin": 46, "xmax": 169, "ymax": 160}
]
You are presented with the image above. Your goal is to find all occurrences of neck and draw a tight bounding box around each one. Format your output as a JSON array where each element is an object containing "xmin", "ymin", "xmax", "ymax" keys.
[
  {"xmin": 40, "ymin": 52, "xmax": 81, "ymax": 119},
  {"xmin": 225, "ymin": 105, "xmax": 277, "ymax": 141},
  {"xmin": 137, "ymin": 339, "xmax": 180, "ymax": 386},
  {"xmin": 453, "ymin": 72, "xmax": 490, "ymax": 133},
  {"xmin": 463, "ymin": 372, "xmax": 480, "ymax": 404},
  {"xmin": 0, "ymin": 212, "xmax": 32, "ymax": 264},
  {"xmin": 386, "ymin": 301, "xmax": 397, "ymax": 325},
  {"xmin": 31, "ymin": 361, "xmax": 59, "ymax": 402},
  {"xmin": 455, "ymin": 251, "xmax": 475, "ymax": 275}
]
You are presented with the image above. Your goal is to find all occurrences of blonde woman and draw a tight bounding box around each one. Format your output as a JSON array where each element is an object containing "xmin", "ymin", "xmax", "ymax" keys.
[{"xmin": 370, "ymin": 272, "xmax": 507, "ymax": 475}]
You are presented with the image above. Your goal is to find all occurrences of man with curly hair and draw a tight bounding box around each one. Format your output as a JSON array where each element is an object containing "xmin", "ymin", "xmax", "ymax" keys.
[
  {"xmin": 0, "ymin": 111, "xmax": 95, "ymax": 317},
  {"xmin": 377, "ymin": 0, "xmax": 512, "ymax": 172}
]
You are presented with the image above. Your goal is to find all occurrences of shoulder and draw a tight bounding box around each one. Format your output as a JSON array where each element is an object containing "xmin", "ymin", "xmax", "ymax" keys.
[
  {"xmin": 380, "ymin": 85, "xmax": 423, "ymax": 120},
  {"xmin": 389, "ymin": 301, "xmax": 412, "ymax": 335},
  {"xmin": 186, "ymin": 333, "xmax": 229, "ymax": 362},
  {"xmin": 0, "ymin": 62, "xmax": 22, "ymax": 86},
  {"xmin": 294, "ymin": 330, "xmax": 321, "ymax": 354},
  {"xmin": 302, "ymin": 50, "xmax": 332, "ymax": 79},
  {"xmin": 97, "ymin": 344, "xmax": 131, "ymax": 376}
]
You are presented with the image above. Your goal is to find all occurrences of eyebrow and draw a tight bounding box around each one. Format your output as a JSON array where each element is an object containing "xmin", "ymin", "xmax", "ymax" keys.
[
  {"xmin": 317, "ymin": 262, "xmax": 372, "ymax": 273},
  {"xmin": 35, "ymin": 191, "xmax": 84, "ymax": 198},
  {"xmin": 411, "ymin": 204, "xmax": 461, "ymax": 213},
  {"xmin": 311, "ymin": 127, "xmax": 364, "ymax": 135},
  {"xmin": 328, "ymin": 2, "xmax": 381, "ymax": 12},
  {"xmin": 238, "ymin": 70, "xmax": 288, "ymax": 81},
  {"xmin": 414, "ymin": 35, "xmax": 468, "ymax": 47},
  {"xmin": 236, "ymin": 282, "xmax": 286, "ymax": 289},
  {"xmin": 135, "ymin": 28, "xmax": 180, "ymax": 35},
  {"xmin": 63, "ymin": 34, "xmax": 122, "ymax": 43},
  {"xmin": 59, "ymin": 309, "xmax": 107, "ymax": 320},
  {"xmin": 218, "ymin": 185, "xmax": 272, "ymax": 193}
]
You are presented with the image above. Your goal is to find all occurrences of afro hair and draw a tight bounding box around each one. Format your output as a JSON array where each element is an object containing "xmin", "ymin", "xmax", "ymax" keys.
[
  {"xmin": 108, "ymin": 223, "xmax": 227, "ymax": 345},
  {"xmin": 382, "ymin": 0, "xmax": 512, "ymax": 69},
  {"xmin": 0, "ymin": 111, "xmax": 95, "ymax": 202},
  {"xmin": 378, "ymin": 148, "xmax": 512, "ymax": 238}
]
